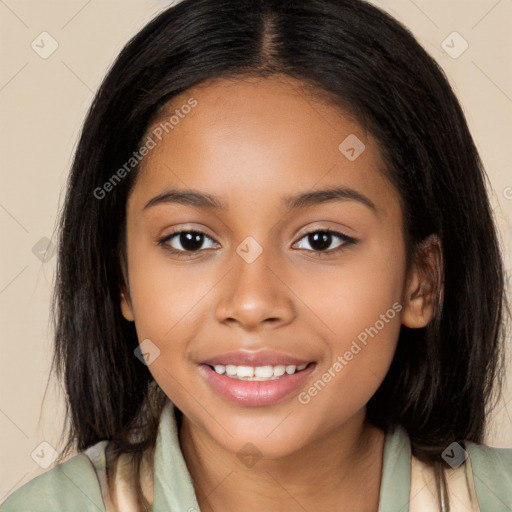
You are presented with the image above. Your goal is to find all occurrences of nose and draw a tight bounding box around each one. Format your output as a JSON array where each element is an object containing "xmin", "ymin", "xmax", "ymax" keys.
[{"xmin": 215, "ymin": 247, "xmax": 296, "ymax": 331}]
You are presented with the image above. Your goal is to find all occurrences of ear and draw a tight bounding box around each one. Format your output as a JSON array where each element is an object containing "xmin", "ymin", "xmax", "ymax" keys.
[
  {"xmin": 119, "ymin": 260, "xmax": 135, "ymax": 322},
  {"xmin": 401, "ymin": 234, "xmax": 443, "ymax": 329}
]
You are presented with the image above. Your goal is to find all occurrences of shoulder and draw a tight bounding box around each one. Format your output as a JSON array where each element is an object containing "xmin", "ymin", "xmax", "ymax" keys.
[
  {"xmin": 410, "ymin": 440, "xmax": 512, "ymax": 511},
  {"xmin": 465, "ymin": 441, "xmax": 512, "ymax": 509},
  {"xmin": 396, "ymin": 423, "xmax": 512, "ymax": 512},
  {"xmin": 0, "ymin": 445, "xmax": 107, "ymax": 512}
]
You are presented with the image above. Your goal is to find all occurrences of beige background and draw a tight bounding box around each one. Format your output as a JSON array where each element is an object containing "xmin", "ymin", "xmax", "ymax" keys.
[{"xmin": 1, "ymin": 0, "xmax": 511, "ymax": 500}]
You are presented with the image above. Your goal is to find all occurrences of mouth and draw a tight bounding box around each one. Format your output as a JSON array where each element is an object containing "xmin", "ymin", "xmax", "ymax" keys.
[{"xmin": 198, "ymin": 353, "xmax": 317, "ymax": 406}]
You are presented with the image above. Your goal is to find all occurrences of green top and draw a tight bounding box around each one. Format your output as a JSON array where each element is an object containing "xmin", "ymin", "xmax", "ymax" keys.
[{"xmin": 2, "ymin": 400, "xmax": 511, "ymax": 511}]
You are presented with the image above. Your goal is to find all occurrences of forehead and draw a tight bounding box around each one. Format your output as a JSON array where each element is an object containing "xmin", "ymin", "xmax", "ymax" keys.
[
  {"xmin": 131, "ymin": 74, "xmax": 399, "ymax": 218},
  {"xmin": 147, "ymin": 74, "xmax": 368, "ymax": 160}
]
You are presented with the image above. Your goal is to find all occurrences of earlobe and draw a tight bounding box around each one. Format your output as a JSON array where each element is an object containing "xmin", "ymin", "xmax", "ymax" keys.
[
  {"xmin": 119, "ymin": 260, "xmax": 135, "ymax": 322},
  {"xmin": 401, "ymin": 234, "xmax": 443, "ymax": 329},
  {"xmin": 401, "ymin": 273, "xmax": 432, "ymax": 328},
  {"xmin": 120, "ymin": 291, "xmax": 135, "ymax": 322}
]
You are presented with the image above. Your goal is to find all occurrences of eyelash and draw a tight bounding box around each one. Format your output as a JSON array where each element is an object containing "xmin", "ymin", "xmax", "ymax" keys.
[{"xmin": 158, "ymin": 228, "xmax": 358, "ymax": 258}]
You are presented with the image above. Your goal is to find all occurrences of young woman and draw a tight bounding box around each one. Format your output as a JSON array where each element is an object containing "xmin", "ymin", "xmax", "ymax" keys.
[{"xmin": 2, "ymin": 0, "xmax": 511, "ymax": 511}]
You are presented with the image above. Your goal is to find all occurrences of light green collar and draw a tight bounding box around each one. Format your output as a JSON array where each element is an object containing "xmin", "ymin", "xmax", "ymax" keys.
[
  {"xmin": 377, "ymin": 423, "xmax": 412, "ymax": 512},
  {"xmin": 152, "ymin": 400, "xmax": 201, "ymax": 512}
]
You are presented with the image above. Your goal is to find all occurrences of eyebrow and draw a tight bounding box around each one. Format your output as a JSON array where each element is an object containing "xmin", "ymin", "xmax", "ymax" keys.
[
  {"xmin": 143, "ymin": 186, "xmax": 376, "ymax": 213},
  {"xmin": 283, "ymin": 187, "xmax": 376, "ymax": 212},
  {"xmin": 144, "ymin": 190, "xmax": 228, "ymax": 210}
]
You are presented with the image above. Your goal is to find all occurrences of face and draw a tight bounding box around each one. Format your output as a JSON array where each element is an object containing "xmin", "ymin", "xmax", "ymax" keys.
[{"xmin": 120, "ymin": 74, "xmax": 429, "ymax": 458}]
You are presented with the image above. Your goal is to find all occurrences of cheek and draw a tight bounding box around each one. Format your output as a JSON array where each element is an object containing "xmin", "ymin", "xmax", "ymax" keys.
[
  {"xmin": 296, "ymin": 233, "xmax": 405, "ymax": 396},
  {"xmin": 304, "ymin": 293, "xmax": 401, "ymax": 413},
  {"xmin": 125, "ymin": 225, "xmax": 215, "ymax": 340},
  {"xmin": 298, "ymin": 234, "xmax": 405, "ymax": 344},
  {"xmin": 295, "ymin": 249, "xmax": 405, "ymax": 424},
  {"xmin": 125, "ymin": 246, "xmax": 216, "ymax": 404}
]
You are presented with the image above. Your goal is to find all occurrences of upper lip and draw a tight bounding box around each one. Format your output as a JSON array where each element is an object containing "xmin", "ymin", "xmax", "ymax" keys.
[{"xmin": 200, "ymin": 350, "xmax": 314, "ymax": 367}]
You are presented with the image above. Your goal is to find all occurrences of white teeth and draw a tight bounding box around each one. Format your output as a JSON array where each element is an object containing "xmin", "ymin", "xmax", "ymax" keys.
[
  {"xmin": 273, "ymin": 365, "xmax": 286, "ymax": 376},
  {"xmin": 210, "ymin": 363, "xmax": 309, "ymax": 380},
  {"xmin": 236, "ymin": 366, "xmax": 254, "ymax": 378},
  {"xmin": 254, "ymin": 365, "xmax": 274, "ymax": 378},
  {"xmin": 225, "ymin": 365, "xmax": 237, "ymax": 376},
  {"xmin": 214, "ymin": 364, "xmax": 226, "ymax": 374}
]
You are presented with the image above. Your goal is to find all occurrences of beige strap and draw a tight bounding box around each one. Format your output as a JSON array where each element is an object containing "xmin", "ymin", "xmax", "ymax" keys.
[
  {"xmin": 84, "ymin": 443, "xmax": 154, "ymax": 512},
  {"xmin": 410, "ymin": 454, "xmax": 480, "ymax": 511},
  {"xmin": 83, "ymin": 441, "xmax": 117, "ymax": 511},
  {"xmin": 107, "ymin": 452, "xmax": 141, "ymax": 512}
]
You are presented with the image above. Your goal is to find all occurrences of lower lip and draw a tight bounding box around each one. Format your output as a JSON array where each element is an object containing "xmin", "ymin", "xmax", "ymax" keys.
[{"xmin": 198, "ymin": 363, "xmax": 316, "ymax": 407}]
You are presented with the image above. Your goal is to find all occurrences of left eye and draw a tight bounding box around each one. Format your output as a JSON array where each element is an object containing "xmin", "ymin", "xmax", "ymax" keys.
[{"xmin": 294, "ymin": 230, "xmax": 356, "ymax": 253}]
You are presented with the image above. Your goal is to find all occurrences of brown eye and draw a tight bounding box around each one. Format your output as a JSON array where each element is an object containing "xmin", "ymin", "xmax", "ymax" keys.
[
  {"xmin": 160, "ymin": 231, "xmax": 219, "ymax": 253},
  {"xmin": 294, "ymin": 230, "xmax": 357, "ymax": 253}
]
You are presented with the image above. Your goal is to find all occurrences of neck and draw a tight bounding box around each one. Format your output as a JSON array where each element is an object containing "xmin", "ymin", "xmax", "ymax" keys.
[{"xmin": 178, "ymin": 409, "xmax": 385, "ymax": 512}]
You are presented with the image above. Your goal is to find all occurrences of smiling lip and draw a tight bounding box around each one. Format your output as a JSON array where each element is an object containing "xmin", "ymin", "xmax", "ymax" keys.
[{"xmin": 198, "ymin": 350, "xmax": 316, "ymax": 406}]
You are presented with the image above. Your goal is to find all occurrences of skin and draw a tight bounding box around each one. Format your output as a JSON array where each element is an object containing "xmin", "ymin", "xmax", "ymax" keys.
[{"xmin": 120, "ymin": 74, "xmax": 441, "ymax": 511}]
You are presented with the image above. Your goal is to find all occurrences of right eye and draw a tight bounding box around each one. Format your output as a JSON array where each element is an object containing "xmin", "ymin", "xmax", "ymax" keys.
[{"xmin": 159, "ymin": 230, "xmax": 220, "ymax": 255}]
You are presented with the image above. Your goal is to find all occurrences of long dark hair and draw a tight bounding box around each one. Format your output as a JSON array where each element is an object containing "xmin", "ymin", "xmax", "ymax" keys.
[{"xmin": 51, "ymin": 0, "xmax": 508, "ymax": 509}]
